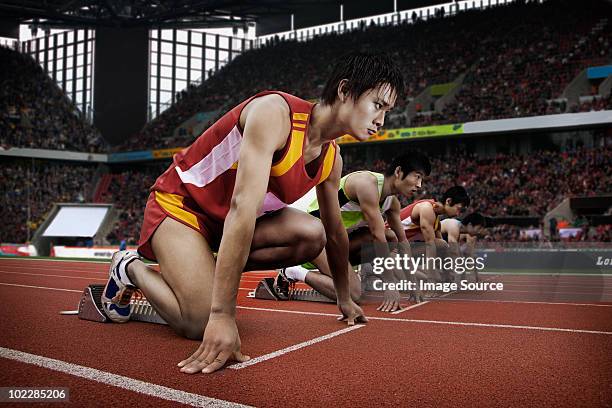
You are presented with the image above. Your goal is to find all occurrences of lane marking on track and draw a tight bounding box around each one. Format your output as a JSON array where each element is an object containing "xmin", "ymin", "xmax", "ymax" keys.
[
  {"xmin": 493, "ymin": 289, "xmax": 612, "ymax": 295},
  {"xmin": 3, "ymin": 282, "xmax": 610, "ymax": 335},
  {"xmin": 236, "ymin": 306, "xmax": 612, "ymax": 335},
  {"xmin": 391, "ymin": 275, "xmax": 500, "ymax": 315},
  {"xmin": 0, "ymin": 282, "xmax": 82, "ymax": 293},
  {"xmin": 0, "ymin": 265, "xmax": 109, "ymax": 273},
  {"xmin": 0, "ymin": 347, "xmax": 251, "ymax": 407},
  {"xmin": 229, "ymin": 325, "xmax": 364, "ymax": 370},
  {"xmin": 417, "ymin": 297, "xmax": 612, "ymax": 307},
  {"xmin": 0, "ymin": 258, "xmax": 112, "ymax": 265},
  {"xmin": 495, "ymin": 281, "xmax": 612, "ymax": 286},
  {"xmin": 391, "ymin": 301, "xmax": 429, "ymax": 314},
  {"xmin": 238, "ymin": 306, "xmax": 338, "ymax": 318},
  {"xmin": 0, "ymin": 270, "xmax": 256, "ymax": 289},
  {"xmin": 0, "ymin": 270, "xmax": 107, "ymax": 281},
  {"xmin": 0, "ymin": 282, "xmax": 254, "ymax": 292},
  {"xmin": 390, "ymin": 277, "xmax": 474, "ymax": 315},
  {"xmin": 497, "ymin": 282, "xmax": 612, "ymax": 288}
]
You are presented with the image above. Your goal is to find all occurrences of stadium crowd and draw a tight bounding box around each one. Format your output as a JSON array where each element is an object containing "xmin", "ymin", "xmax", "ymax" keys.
[
  {"xmin": 101, "ymin": 165, "xmax": 166, "ymax": 246},
  {"xmin": 121, "ymin": 0, "xmax": 610, "ymax": 150},
  {"xmin": 363, "ymin": 145, "xmax": 612, "ymax": 217},
  {"xmin": 1, "ymin": 0, "xmax": 611, "ymax": 246},
  {"xmin": 409, "ymin": 0, "xmax": 611, "ymax": 127},
  {"xmin": 0, "ymin": 159, "xmax": 97, "ymax": 243},
  {"xmin": 0, "ymin": 46, "xmax": 105, "ymax": 152},
  {"xmin": 1, "ymin": 144, "xmax": 610, "ymax": 245},
  {"xmin": 1, "ymin": 1, "xmax": 610, "ymax": 152}
]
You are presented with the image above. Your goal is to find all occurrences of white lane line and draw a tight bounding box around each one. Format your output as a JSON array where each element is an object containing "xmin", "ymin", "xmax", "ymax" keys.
[
  {"xmin": 0, "ymin": 347, "xmax": 250, "ymax": 407},
  {"xmin": 3, "ymin": 282, "xmax": 610, "ymax": 335},
  {"xmin": 391, "ymin": 301, "xmax": 429, "ymax": 315},
  {"xmin": 0, "ymin": 270, "xmax": 107, "ymax": 281},
  {"xmin": 496, "ymin": 289, "xmax": 612, "ymax": 295},
  {"xmin": 495, "ymin": 281, "xmax": 612, "ymax": 286},
  {"xmin": 0, "ymin": 258, "xmax": 111, "ymax": 265},
  {"xmin": 0, "ymin": 282, "xmax": 253, "ymax": 293},
  {"xmin": 391, "ymin": 275, "xmax": 500, "ymax": 315},
  {"xmin": 0, "ymin": 264, "xmax": 108, "ymax": 273},
  {"xmin": 236, "ymin": 306, "xmax": 612, "ymax": 335},
  {"xmin": 238, "ymin": 305, "xmax": 338, "ymax": 318},
  {"xmin": 418, "ymin": 297, "xmax": 612, "ymax": 307},
  {"xmin": 0, "ymin": 282, "xmax": 82, "ymax": 293},
  {"xmin": 229, "ymin": 325, "xmax": 364, "ymax": 370}
]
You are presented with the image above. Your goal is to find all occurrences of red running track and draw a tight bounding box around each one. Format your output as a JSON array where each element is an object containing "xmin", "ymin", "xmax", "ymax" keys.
[{"xmin": 0, "ymin": 258, "xmax": 611, "ymax": 407}]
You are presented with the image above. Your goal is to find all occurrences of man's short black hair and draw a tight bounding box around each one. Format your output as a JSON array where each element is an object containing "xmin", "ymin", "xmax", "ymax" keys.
[
  {"xmin": 385, "ymin": 151, "xmax": 432, "ymax": 178},
  {"xmin": 462, "ymin": 212, "xmax": 485, "ymax": 226},
  {"xmin": 321, "ymin": 52, "xmax": 405, "ymax": 106},
  {"xmin": 442, "ymin": 186, "xmax": 470, "ymax": 207}
]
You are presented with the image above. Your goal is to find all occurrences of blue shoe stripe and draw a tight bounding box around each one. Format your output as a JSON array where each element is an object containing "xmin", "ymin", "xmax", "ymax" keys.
[
  {"xmin": 104, "ymin": 278, "xmax": 120, "ymax": 299},
  {"xmin": 108, "ymin": 303, "xmax": 130, "ymax": 317}
]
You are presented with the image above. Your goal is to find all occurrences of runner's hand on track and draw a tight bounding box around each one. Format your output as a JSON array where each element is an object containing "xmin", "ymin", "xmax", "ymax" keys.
[
  {"xmin": 337, "ymin": 299, "xmax": 368, "ymax": 326},
  {"xmin": 178, "ymin": 314, "xmax": 250, "ymax": 374},
  {"xmin": 377, "ymin": 289, "xmax": 404, "ymax": 312}
]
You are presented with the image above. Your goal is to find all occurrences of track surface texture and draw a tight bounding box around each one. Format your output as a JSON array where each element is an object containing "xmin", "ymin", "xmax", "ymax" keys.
[{"xmin": 0, "ymin": 257, "xmax": 611, "ymax": 407}]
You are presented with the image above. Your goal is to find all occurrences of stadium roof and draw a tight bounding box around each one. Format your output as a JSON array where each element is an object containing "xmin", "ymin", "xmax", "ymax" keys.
[{"xmin": 0, "ymin": 0, "xmax": 448, "ymax": 33}]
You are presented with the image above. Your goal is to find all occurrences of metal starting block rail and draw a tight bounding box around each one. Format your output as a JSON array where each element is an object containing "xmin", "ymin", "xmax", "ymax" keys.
[
  {"xmin": 248, "ymin": 278, "xmax": 335, "ymax": 303},
  {"xmin": 67, "ymin": 284, "xmax": 167, "ymax": 325}
]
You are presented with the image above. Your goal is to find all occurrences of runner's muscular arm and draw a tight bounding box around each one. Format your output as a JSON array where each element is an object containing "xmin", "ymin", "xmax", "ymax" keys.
[
  {"xmin": 316, "ymin": 151, "xmax": 367, "ymax": 325},
  {"xmin": 415, "ymin": 203, "xmax": 436, "ymax": 245},
  {"xmin": 212, "ymin": 95, "xmax": 288, "ymax": 315},
  {"xmin": 179, "ymin": 95, "xmax": 289, "ymax": 375},
  {"xmin": 316, "ymin": 152, "xmax": 351, "ymax": 302},
  {"xmin": 347, "ymin": 173, "xmax": 388, "ymax": 244},
  {"xmin": 415, "ymin": 202, "xmax": 437, "ymax": 260},
  {"xmin": 387, "ymin": 197, "xmax": 408, "ymax": 245},
  {"xmin": 356, "ymin": 189, "xmax": 406, "ymax": 313},
  {"xmin": 445, "ymin": 220, "xmax": 461, "ymax": 257}
]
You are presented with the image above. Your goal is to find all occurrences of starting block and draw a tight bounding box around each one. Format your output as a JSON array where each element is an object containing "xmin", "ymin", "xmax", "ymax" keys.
[
  {"xmin": 69, "ymin": 284, "xmax": 167, "ymax": 325},
  {"xmin": 248, "ymin": 278, "xmax": 334, "ymax": 303}
]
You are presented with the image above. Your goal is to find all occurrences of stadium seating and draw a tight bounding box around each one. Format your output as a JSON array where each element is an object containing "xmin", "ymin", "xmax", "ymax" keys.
[
  {"xmin": 119, "ymin": 0, "xmax": 611, "ymax": 150},
  {"xmin": 0, "ymin": 159, "xmax": 97, "ymax": 243},
  {"xmin": 0, "ymin": 47, "xmax": 106, "ymax": 152}
]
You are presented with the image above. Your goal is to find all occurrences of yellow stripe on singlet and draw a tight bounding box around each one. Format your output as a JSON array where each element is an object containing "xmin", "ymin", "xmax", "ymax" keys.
[
  {"xmin": 270, "ymin": 129, "xmax": 304, "ymax": 177},
  {"xmin": 293, "ymin": 112, "xmax": 309, "ymax": 121},
  {"xmin": 317, "ymin": 143, "xmax": 336, "ymax": 185},
  {"xmin": 154, "ymin": 192, "xmax": 199, "ymax": 230}
]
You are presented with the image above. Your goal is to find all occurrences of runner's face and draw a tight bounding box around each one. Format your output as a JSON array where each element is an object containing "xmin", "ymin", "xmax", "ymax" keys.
[
  {"xmin": 395, "ymin": 170, "xmax": 423, "ymax": 196},
  {"xmin": 446, "ymin": 203, "xmax": 464, "ymax": 217},
  {"xmin": 345, "ymin": 84, "xmax": 397, "ymax": 141}
]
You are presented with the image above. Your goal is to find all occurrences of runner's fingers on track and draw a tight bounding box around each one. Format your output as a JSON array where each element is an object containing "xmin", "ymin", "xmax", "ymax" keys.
[
  {"xmin": 202, "ymin": 349, "xmax": 251, "ymax": 374},
  {"xmin": 178, "ymin": 342, "xmax": 208, "ymax": 368},
  {"xmin": 390, "ymin": 300, "xmax": 404, "ymax": 312},
  {"xmin": 389, "ymin": 299, "xmax": 404, "ymax": 312},
  {"xmin": 353, "ymin": 314, "xmax": 368, "ymax": 325},
  {"xmin": 179, "ymin": 345, "xmax": 213, "ymax": 374},
  {"xmin": 200, "ymin": 350, "xmax": 232, "ymax": 374},
  {"xmin": 338, "ymin": 302, "xmax": 368, "ymax": 326},
  {"xmin": 377, "ymin": 299, "xmax": 400, "ymax": 312},
  {"xmin": 346, "ymin": 309, "xmax": 368, "ymax": 326}
]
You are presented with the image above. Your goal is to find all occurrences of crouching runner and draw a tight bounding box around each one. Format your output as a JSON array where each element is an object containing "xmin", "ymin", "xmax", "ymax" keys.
[{"xmin": 101, "ymin": 52, "xmax": 404, "ymax": 374}]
